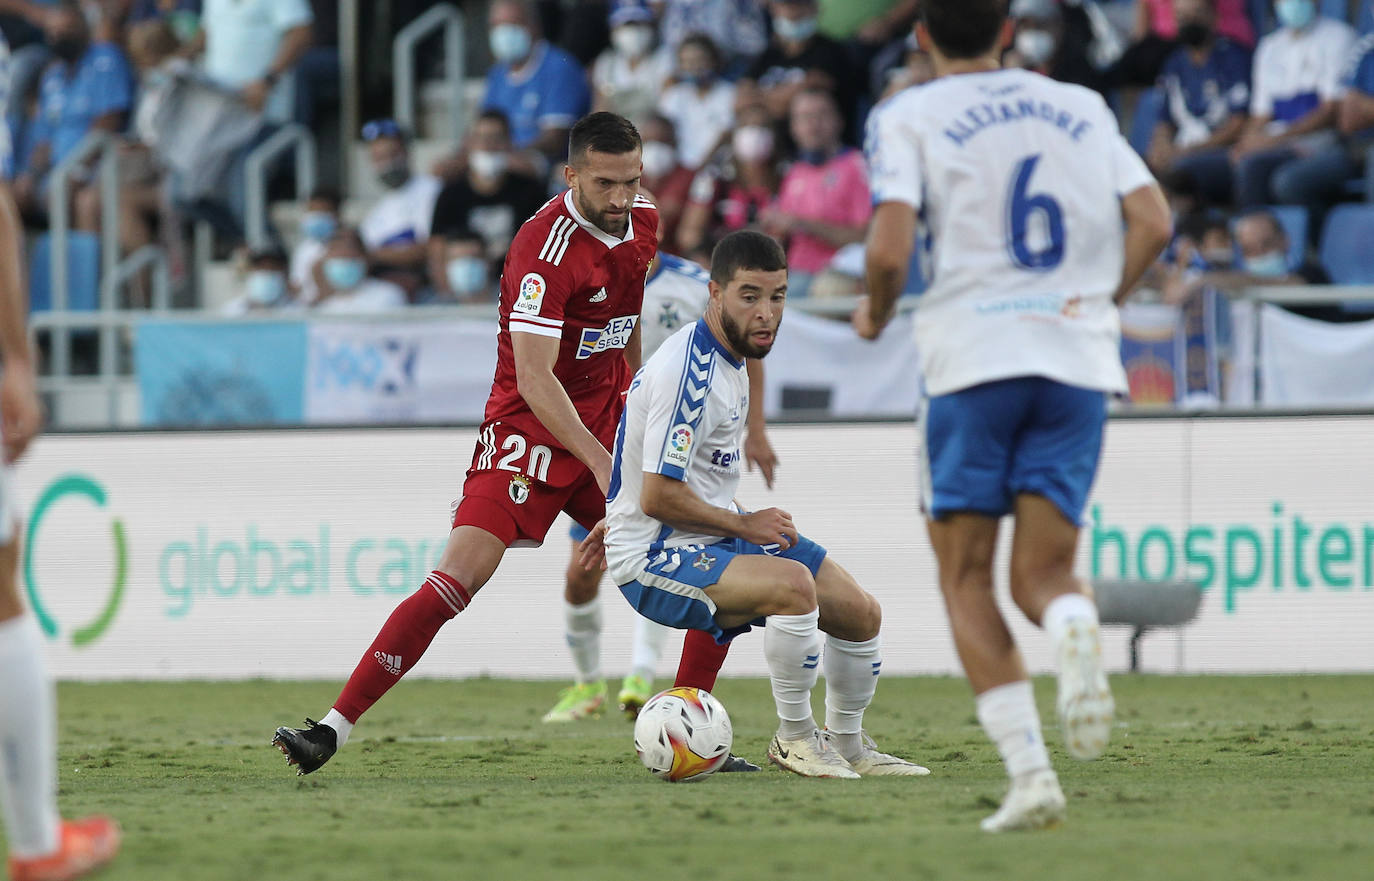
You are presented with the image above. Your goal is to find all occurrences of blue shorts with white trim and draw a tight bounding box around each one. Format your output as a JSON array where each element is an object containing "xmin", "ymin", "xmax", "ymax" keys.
[
  {"xmin": 616, "ymin": 535, "xmax": 828, "ymax": 644},
  {"xmin": 921, "ymin": 376, "xmax": 1106, "ymax": 525}
]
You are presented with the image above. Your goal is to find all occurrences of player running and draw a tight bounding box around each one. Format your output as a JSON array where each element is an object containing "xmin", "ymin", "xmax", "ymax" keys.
[
  {"xmin": 0, "ymin": 31, "xmax": 122, "ymax": 881},
  {"xmin": 273, "ymin": 112, "xmax": 660, "ymax": 775},
  {"xmin": 542, "ymin": 251, "xmax": 776, "ymax": 727},
  {"xmin": 584, "ymin": 230, "xmax": 927, "ymax": 779},
  {"xmin": 854, "ymin": 0, "xmax": 1172, "ymax": 829}
]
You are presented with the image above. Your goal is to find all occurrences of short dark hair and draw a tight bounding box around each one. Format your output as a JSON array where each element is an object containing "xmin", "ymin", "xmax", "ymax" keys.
[
  {"xmin": 307, "ymin": 187, "xmax": 341, "ymax": 210},
  {"xmin": 679, "ymin": 32, "xmax": 721, "ymax": 70},
  {"xmin": 248, "ymin": 246, "xmax": 289, "ymax": 268},
  {"xmin": 568, "ymin": 112, "xmax": 642, "ymax": 165},
  {"xmin": 922, "ymin": 0, "xmax": 1007, "ymax": 60},
  {"xmin": 710, "ymin": 230, "xmax": 787, "ymax": 287},
  {"xmin": 1239, "ymin": 208, "xmax": 1286, "ymax": 241},
  {"xmin": 476, "ymin": 108, "xmax": 512, "ymax": 137}
]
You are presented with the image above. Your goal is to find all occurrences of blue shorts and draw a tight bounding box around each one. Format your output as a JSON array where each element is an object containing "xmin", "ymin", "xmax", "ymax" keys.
[
  {"xmin": 921, "ymin": 376, "xmax": 1106, "ymax": 525},
  {"xmin": 617, "ymin": 535, "xmax": 828, "ymax": 644},
  {"xmin": 569, "ymin": 522, "xmax": 591, "ymax": 543}
]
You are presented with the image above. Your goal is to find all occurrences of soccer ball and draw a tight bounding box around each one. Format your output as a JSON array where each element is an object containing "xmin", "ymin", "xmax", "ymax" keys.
[{"xmin": 633, "ymin": 687, "xmax": 733, "ymax": 782}]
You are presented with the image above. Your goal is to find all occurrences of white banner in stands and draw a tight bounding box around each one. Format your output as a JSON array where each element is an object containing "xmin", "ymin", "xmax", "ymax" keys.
[{"xmin": 13, "ymin": 417, "xmax": 1374, "ymax": 681}]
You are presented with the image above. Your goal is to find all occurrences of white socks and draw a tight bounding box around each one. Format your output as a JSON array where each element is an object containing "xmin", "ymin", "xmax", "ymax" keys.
[
  {"xmin": 0, "ymin": 615, "xmax": 60, "ymax": 859},
  {"xmin": 823, "ymin": 634, "xmax": 881, "ymax": 762},
  {"xmin": 977, "ymin": 680, "xmax": 1052, "ymax": 781},
  {"xmin": 764, "ymin": 610, "xmax": 821, "ymax": 740},
  {"xmin": 320, "ymin": 708, "xmax": 354, "ymax": 748},
  {"xmin": 1042, "ymin": 592, "xmax": 1099, "ymax": 647},
  {"xmin": 564, "ymin": 598, "xmax": 602, "ymax": 684},
  {"xmin": 629, "ymin": 615, "xmax": 668, "ymax": 683}
]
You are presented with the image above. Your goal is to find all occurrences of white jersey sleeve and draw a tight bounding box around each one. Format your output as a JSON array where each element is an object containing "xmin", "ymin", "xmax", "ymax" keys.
[
  {"xmin": 640, "ymin": 254, "xmax": 712, "ymax": 358},
  {"xmin": 864, "ymin": 99, "xmax": 923, "ymax": 210}
]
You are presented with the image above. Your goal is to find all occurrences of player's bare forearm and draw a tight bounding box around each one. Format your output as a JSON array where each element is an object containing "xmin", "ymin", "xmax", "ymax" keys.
[
  {"xmin": 0, "ymin": 184, "xmax": 32, "ymax": 362},
  {"xmin": 744, "ymin": 359, "xmax": 776, "ymax": 488},
  {"xmin": 641, "ymin": 474, "xmax": 744, "ymax": 538},
  {"xmin": 643, "ymin": 474, "xmax": 799, "ymax": 549},
  {"xmin": 512, "ymin": 332, "xmax": 611, "ymax": 485},
  {"xmin": 862, "ymin": 202, "xmax": 915, "ymax": 331},
  {"xmin": 1114, "ymin": 183, "xmax": 1173, "ymax": 305},
  {"xmin": 624, "ymin": 321, "xmax": 642, "ymax": 374}
]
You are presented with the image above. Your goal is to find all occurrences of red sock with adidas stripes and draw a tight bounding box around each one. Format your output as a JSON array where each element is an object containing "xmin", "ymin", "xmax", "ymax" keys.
[
  {"xmin": 673, "ymin": 628, "xmax": 731, "ymax": 692},
  {"xmin": 333, "ymin": 572, "xmax": 471, "ymax": 722}
]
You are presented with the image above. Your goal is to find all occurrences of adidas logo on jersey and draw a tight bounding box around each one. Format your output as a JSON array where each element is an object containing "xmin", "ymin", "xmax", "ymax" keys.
[
  {"xmin": 374, "ymin": 651, "xmax": 403, "ymax": 675},
  {"xmin": 589, "ymin": 287, "xmax": 607, "ymax": 303}
]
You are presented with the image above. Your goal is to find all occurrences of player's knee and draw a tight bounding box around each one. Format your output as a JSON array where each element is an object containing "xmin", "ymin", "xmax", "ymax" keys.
[
  {"xmin": 772, "ymin": 562, "xmax": 817, "ymax": 615},
  {"xmin": 856, "ymin": 591, "xmax": 882, "ymax": 638}
]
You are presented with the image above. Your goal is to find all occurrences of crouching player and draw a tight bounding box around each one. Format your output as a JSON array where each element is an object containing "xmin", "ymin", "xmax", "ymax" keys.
[{"xmin": 583, "ymin": 231, "xmax": 928, "ymax": 778}]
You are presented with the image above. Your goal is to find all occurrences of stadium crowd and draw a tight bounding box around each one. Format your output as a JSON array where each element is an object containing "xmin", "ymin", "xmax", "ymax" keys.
[{"xmin": 3, "ymin": 0, "xmax": 1374, "ymax": 321}]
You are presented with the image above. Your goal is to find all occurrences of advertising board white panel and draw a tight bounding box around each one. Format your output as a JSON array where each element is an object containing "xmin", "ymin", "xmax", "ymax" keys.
[{"xmin": 15, "ymin": 418, "xmax": 1373, "ymax": 680}]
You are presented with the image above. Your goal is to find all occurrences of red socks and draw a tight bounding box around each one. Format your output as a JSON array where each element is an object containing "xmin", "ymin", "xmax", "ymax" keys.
[
  {"xmin": 333, "ymin": 572, "xmax": 471, "ymax": 722},
  {"xmin": 674, "ymin": 628, "xmax": 731, "ymax": 692}
]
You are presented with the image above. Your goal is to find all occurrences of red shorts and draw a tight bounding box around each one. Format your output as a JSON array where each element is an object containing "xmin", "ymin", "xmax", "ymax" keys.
[{"xmin": 450, "ymin": 419, "xmax": 609, "ymax": 548}]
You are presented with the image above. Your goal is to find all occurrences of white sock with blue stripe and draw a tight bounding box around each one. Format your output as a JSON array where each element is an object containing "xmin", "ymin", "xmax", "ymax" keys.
[
  {"xmin": 764, "ymin": 610, "xmax": 822, "ymax": 740},
  {"xmin": 564, "ymin": 598, "xmax": 602, "ymax": 684},
  {"xmin": 823, "ymin": 634, "xmax": 881, "ymax": 763},
  {"xmin": 629, "ymin": 615, "xmax": 669, "ymax": 683}
]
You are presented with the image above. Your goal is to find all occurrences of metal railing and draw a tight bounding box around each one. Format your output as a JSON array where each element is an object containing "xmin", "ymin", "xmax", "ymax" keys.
[
  {"xmin": 244, "ymin": 124, "xmax": 318, "ymax": 250},
  {"xmin": 393, "ymin": 3, "xmax": 465, "ymax": 142},
  {"xmin": 47, "ymin": 130, "xmax": 114, "ymax": 377}
]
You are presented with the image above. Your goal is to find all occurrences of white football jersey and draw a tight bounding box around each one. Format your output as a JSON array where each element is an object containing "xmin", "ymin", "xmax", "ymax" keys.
[
  {"xmin": 604, "ymin": 319, "xmax": 748, "ymax": 584},
  {"xmin": 640, "ymin": 253, "xmax": 711, "ymax": 359},
  {"xmin": 865, "ymin": 68, "xmax": 1156, "ymax": 396}
]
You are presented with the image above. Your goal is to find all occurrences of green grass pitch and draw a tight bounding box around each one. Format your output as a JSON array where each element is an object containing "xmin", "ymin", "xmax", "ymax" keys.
[{"xmin": 10, "ymin": 675, "xmax": 1373, "ymax": 881}]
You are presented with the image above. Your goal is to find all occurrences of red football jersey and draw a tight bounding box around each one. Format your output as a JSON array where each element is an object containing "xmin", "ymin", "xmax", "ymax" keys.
[{"xmin": 484, "ymin": 189, "xmax": 659, "ymax": 448}]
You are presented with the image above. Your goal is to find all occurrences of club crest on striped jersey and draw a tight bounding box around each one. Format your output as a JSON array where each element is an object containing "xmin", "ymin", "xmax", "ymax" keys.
[
  {"xmin": 515, "ymin": 273, "xmax": 546, "ymax": 315},
  {"xmin": 508, "ymin": 473, "xmax": 531, "ymax": 504}
]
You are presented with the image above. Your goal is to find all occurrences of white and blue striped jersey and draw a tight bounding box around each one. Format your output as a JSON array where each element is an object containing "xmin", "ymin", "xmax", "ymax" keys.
[
  {"xmin": 865, "ymin": 68, "xmax": 1155, "ymax": 396},
  {"xmin": 640, "ymin": 253, "xmax": 711, "ymax": 359},
  {"xmin": 604, "ymin": 319, "xmax": 748, "ymax": 584}
]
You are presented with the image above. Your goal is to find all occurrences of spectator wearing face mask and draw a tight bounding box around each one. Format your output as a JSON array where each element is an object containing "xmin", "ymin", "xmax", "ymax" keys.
[
  {"xmin": 657, "ymin": 33, "xmax": 735, "ymax": 170},
  {"xmin": 655, "ymin": 0, "xmax": 768, "ymax": 73},
  {"xmin": 675, "ymin": 102, "xmax": 779, "ymax": 260},
  {"xmin": 222, "ymin": 247, "xmax": 297, "ymax": 316},
  {"xmin": 1004, "ymin": 0, "xmax": 1103, "ymax": 95},
  {"xmin": 481, "ymin": 0, "xmax": 590, "ymax": 166},
  {"xmin": 358, "ymin": 118, "xmax": 442, "ymax": 296},
  {"xmin": 313, "ymin": 228, "xmax": 407, "ymax": 314},
  {"xmin": 1231, "ymin": 0, "xmax": 1355, "ymax": 209},
  {"xmin": 637, "ymin": 113, "xmax": 695, "ymax": 252},
  {"xmin": 741, "ymin": 0, "xmax": 859, "ymax": 142},
  {"xmin": 292, "ymin": 188, "xmax": 340, "ymax": 306},
  {"xmin": 12, "ymin": 0, "xmax": 133, "ymax": 221},
  {"xmin": 759, "ymin": 88, "xmax": 868, "ymax": 299},
  {"xmin": 428, "ymin": 109, "xmax": 545, "ymax": 289},
  {"xmin": 1147, "ymin": 0, "xmax": 1251, "ymax": 206},
  {"xmin": 431, "ymin": 225, "xmax": 496, "ymax": 304},
  {"xmin": 591, "ymin": 0, "xmax": 672, "ymax": 125}
]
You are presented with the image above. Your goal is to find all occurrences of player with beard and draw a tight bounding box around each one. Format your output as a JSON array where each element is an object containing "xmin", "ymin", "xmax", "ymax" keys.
[
  {"xmin": 273, "ymin": 112, "xmax": 660, "ymax": 776},
  {"xmin": 580, "ymin": 231, "xmax": 928, "ymax": 778}
]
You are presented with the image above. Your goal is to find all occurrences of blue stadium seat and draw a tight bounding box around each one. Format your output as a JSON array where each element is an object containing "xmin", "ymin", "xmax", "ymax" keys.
[
  {"xmin": 1128, "ymin": 87, "xmax": 1163, "ymax": 158},
  {"xmin": 1319, "ymin": 204, "xmax": 1374, "ymax": 282},
  {"xmin": 1319, "ymin": 0, "xmax": 1349, "ymax": 24},
  {"xmin": 29, "ymin": 232, "xmax": 100, "ymax": 312},
  {"xmin": 1360, "ymin": 0, "xmax": 1374, "ymax": 33}
]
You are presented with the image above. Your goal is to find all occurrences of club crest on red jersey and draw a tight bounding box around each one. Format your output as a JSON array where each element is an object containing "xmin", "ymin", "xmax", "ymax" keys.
[{"xmin": 508, "ymin": 473, "xmax": 531, "ymax": 505}]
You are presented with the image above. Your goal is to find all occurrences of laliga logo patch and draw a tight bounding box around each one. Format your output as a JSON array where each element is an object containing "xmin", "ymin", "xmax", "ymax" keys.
[
  {"xmin": 664, "ymin": 424, "xmax": 692, "ymax": 469},
  {"xmin": 508, "ymin": 473, "xmax": 531, "ymax": 505},
  {"xmin": 670, "ymin": 425, "xmax": 692, "ymax": 453},
  {"xmin": 514, "ymin": 272, "xmax": 546, "ymax": 315}
]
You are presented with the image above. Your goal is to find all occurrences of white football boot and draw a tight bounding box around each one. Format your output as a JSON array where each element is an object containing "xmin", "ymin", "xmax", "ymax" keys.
[
  {"xmin": 822, "ymin": 730, "xmax": 931, "ymax": 776},
  {"xmin": 980, "ymin": 769, "xmax": 1067, "ymax": 832},
  {"xmin": 1056, "ymin": 618, "xmax": 1114, "ymax": 760},
  {"xmin": 767, "ymin": 729, "xmax": 861, "ymax": 779}
]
